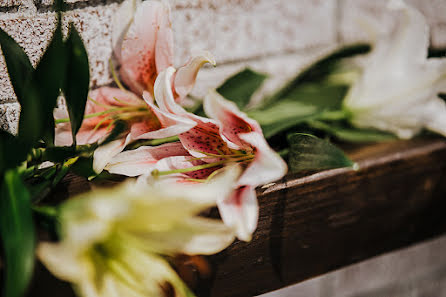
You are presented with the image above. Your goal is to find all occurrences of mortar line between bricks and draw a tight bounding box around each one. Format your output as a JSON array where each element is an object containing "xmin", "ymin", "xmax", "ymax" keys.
[
  {"xmin": 36, "ymin": 0, "xmax": 124, "ymax": 13},
  {"xmin": 0, "ymin": 98, "xmax": 19, "ymax": 104},
  {"xmin": 0, "ymin": 6, "xmax": 19, "ymax": 13}
]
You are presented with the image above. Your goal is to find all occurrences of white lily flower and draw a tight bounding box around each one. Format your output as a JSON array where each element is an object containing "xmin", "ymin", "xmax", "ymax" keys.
[
  {"xmin": 37, "ymin": 166, "xmax": 239, "ymax": 297},
  {"xmin": 343, "ymin": 0, "xmax": 446, "ymax": 139}
]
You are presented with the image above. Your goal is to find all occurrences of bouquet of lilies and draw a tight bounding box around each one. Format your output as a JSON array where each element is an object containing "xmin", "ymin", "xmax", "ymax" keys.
[{"xmin": 0, "ymin": 0, "xmax": 445, "ymax": 297}]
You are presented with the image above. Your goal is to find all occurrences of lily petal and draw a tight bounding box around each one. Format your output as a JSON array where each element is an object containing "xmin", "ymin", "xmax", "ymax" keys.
[
  {"xmin": 237, "ymin": 132, "xmax": 288, "ymax": 187},
  {"xmin": 111, "ymin": 0, "xmax": 142, "ymax": 61},
  {"xmin": 387, "ymin": 0, "xmax": 429, "ymax": 65},
  {"xmin": 131, "ymin": 216, "xmax": 235, "ymax": 256},
  {"xmin": 217, "ymin": 186, "xmax": 258, "ymax": 242},
  {"xmin": 130, "ymin": 92, "xmax": 196, "ymax": 140},
  {"xmin": 37, "ymin": 243, "xmax": 85, "ymax": 283},
  {"xmin": 105, "ymin": 142, "xmax": 189, "ymax": 176},
  {"xmin": 155, "ymin": 68, "xmax": 236, "ymax": 159},
  {"xmin": 204, "ymin": 89, "xmax": 262, "ymax": 148},
  {"xmin": 93, "ymin": 134, "xmax": 132, "ymax": 174},
  {"xmin": 174, "ymin": 51, "xmax": 216, "ymax": 102},
  {"xmin": 344, "ymin": 1, "xmax": 446, "ymax": 139},
  {"xmin": 119, "ymin": 1, "xmax": 173, "ymax": 95}
]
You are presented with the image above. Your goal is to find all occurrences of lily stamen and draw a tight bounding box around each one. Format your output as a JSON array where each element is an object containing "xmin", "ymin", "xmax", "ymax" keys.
[{"xmin": 109, "ymin": 59, "xmax": 127, "ymax": 92}]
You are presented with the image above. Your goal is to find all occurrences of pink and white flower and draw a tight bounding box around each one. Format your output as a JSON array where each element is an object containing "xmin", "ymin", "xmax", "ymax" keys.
[
  {"xmin": 55, "ymin": 87, "xmax": 195, "ymax": 173},
  {"xmin": 106, "ymin": 68, "xmax": 288, "ymax": 241},
  {"xmin": 55, "ymin": 0, "xmax": 214, "ymax": 173}
]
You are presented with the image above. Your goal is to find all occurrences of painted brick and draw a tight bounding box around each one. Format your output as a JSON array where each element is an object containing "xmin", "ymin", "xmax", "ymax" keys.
[
  {"xmin": 340, "ymin": 0, "xmax": 446, "ymax": 48},
  {"xmin": 0, "ymin": 3, "xmax": 119, "ymax": 103},
  {"xmin": 0, "ymin": 11, "xmax": 55, "ymax": 103},
  {"xmin": 0, "ymin": 0, "xmax": 335, "ymax": 104},
  {"xmin": 0, "ymin": 102, "xmax": 19, "ymax": 134},
  {"xmin": 63, "ymin": 4, "xmax": 119, "ymax": 86},
  {"xmin": 0, "ymin": 0, "xmax": 20, "ymax": 7},
  {"xmin": 173, "ymin": 0, "xmax": 337, "ymax": 66}
]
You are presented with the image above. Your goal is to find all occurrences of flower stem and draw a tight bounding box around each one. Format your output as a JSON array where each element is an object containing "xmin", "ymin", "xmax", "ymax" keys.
[
  {"xmin": 32, "ymin": 205, "xmax": 58, "ymax": 218},
  {"xmin": 152, "ymin": 155, "xmax": 253, "ymax": 177},
  {"xmin": 110, "ymin": 59, "xmax": 127, "ymax": 92},
  {"xmin": 317, "ymin": 109, "xmax": 349, "ymax": 121}
]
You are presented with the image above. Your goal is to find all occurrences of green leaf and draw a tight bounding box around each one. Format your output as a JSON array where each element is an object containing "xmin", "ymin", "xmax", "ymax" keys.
[
  {"xmin": 308, "ymin": 120, "xmax": 397, "ymax": 143},
  {"xmin": 287, "ymin": 133, "xmax": 355, "ymax": 172},
  {"xmin": 17, "ymin": 81, "xmax": 47, "ymax": 144},
  {"xmin": 248, "ymin": 100, "xmax": 321, "ymax": 138},
  {"xmin": 64, "ymin": 24, "xmax": 90, "ymax": 145},
  {"xmin": 284, "ymin": 83, "xmax": 348, "ymax": 111},
  {"xmin": 0, "ymin": 130, "xmax": 31, "ymax": 173},
  {"xmin": 266, "ymin": 43, "xmax": 371, "ymax": 105},
  {"xmin": 217, "ymin": 68, "xmax": 267, "ymax": 110},
  {"xmin": 0, "ymin": 169, "xmax": 36, "ymax": 297},
  {"xmin": 32, "ymin": 19, "xmax": 67, "ymax": 145},
  {"xmin": 16, "ymin": 15, "xmax": 66, "ymax": 145},
  {"xmin": 0, "ymin": 28, "xmax": 33, "ymax": 101},
  {"xmin": 69, "ymin": 156, "xmax": 97, "ymax": 179}
]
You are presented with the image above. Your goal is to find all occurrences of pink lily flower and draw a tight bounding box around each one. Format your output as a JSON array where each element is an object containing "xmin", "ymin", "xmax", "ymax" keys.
[
  {"xmin": 114, "ymin": 0, "xmax": 215, "ymax": 103},
  {"xmin": 55, "ymin": 0, "xmax": 214, "ymax": 173},
  {"xmin": 54, "ymin": 87, "xmax": 195, "ymax": 173},
  {"xmin": 106, "ymin": 68, "xmax": 288, "ymax": 241}
]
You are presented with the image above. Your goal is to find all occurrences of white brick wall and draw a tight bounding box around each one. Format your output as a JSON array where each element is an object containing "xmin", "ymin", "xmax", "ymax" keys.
[{"xmin": 0, "ymin": 0, "xmax": 444, "ymax": 132}]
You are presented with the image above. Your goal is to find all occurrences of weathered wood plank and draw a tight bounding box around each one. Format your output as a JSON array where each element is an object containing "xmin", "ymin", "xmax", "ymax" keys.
[
  {"xmin": 204, "ymin": 138, "xmax": 446, "ymax": 297},
  {"xmin": 18, "ymin": 137, "xmax": 446, "ymax": 297}
]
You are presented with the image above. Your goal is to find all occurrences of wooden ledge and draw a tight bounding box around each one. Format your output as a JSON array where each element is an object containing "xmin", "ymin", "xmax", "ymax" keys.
[
  {"xmin": 23, "ymin": 138, "xmax": 446, "ymax": 297},
  {"xmin": 206, "ymin": 138, "xmax": 446, "ymax": 297}
]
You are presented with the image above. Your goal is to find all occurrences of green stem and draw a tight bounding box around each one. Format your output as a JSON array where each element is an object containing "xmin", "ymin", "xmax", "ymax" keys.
[
  {"xmin": 32, "ymin": 205, "xmax": 58, "ymax": 218},
  {"xmin": 317, "ymin": 109, "xmax": 349, "ymax": 121},
  {"xmin": 126, "ymin": 136, "xmax": 180, "ymax": 150},
  {"xmin": 110, "ymin": 59, "xmax": 127, "ymax": 92},
  {"xmin": 152, "ymin": 155, "xmax": 253, "ymax": 177},
  {"xmin": 278, "ymin": 148, "xmax": 289, "ymax": 158}
]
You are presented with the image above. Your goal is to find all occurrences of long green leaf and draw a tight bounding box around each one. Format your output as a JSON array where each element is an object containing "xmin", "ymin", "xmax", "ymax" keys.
[
  {"xmin": 0, "ymin": 28, "xmax": 33, "ymax": 101},
  {"xmin": 0, "ymin": 130, "xmax": 30, "ymax": 174},
  {"xmin": 32, "ymin": 18, "xmax": 67, "ymax": 145},
  {"xmin": 248, "ymin": 100, "xmax": 321, "ymax": 138},
  {"xmin": 14, "ymin": 13, "xmax": 66, "ymax": 145},
  {"xmin": 64, "ymin": 24, "xmax": 90, "ymax": 146},
  {"xmin": 217, "ymin": 68, "xmax": 267, "ymax": 110},
  {"xmin": 265, "ymin": 43, "xmax": 371, "ymax": 106},
  {"xmin": 287, "ymin": 133, "xmax": 355, "ymax": 172},
  {"xmin": 0, "ymin": 169, "xmax": 36, "ymax": 297},
  {"xmin": 308, "ymin": 120, "xmax": 397, "ymax": 143}
]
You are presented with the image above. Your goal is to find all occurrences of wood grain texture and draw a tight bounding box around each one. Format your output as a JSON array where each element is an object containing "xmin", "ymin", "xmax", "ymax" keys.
[{"xmin": 17, "ymin": 137, "xmax": 446, "ymax": 297}]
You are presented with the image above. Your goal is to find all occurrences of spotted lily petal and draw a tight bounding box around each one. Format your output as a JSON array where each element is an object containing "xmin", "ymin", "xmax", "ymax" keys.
[
  {"xmin": 204, "ymin": 89, "xmax": 262, "ymax": 148},
  {"xmin": 119, "ymin": 0, "xmax": 174, "ymax": 95},
  {"xmin": 155, "ymin": 68, "xmax": 236, "ymax": 159}
]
